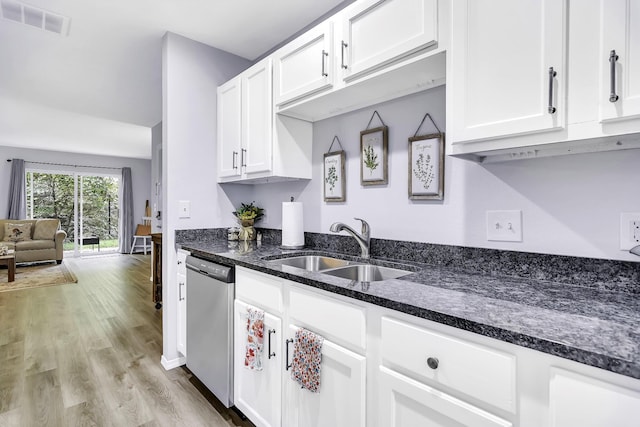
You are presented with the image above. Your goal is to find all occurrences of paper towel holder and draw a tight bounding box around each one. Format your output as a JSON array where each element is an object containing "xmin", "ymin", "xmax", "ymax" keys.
[{"xmin": 281, "ymin": 197, "xmax": 305, "ymax": 250}]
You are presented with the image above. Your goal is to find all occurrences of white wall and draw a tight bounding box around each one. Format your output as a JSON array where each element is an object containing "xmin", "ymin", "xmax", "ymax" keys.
[
  {"xmin": 161, "ymin": 32, "xmax": 252, "ymax": 368},
  {"xmin": 251, "ymin": 86, "xmax": 640, "ymax": 262},
  {"xmin": 0, "ymin": 145, "xmax": 151, "ymax": 224}
]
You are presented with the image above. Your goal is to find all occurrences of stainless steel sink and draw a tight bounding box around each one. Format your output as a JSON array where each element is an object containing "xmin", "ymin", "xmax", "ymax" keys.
[
  {"xmin": 274, "ymin": 255, "xmax": 352, "ymax": 272},
  {"xmin": 322, "ymin": 264, "xmax": 412, "ymax": 282}
]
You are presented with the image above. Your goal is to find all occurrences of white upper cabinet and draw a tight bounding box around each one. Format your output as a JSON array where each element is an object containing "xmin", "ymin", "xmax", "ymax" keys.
[
  {"xmin": 449, "ymin": 0, "xmax": 566, "ymax": 143},
  {"xmin": 218, "ymin": 58, "xmax": 312, "ymax": 184},
  {"xmin": 341, "ymin": 0, "xmax": 438, "ymax": 81},
  {"xmin": 274, "ymin": 22, "xmax": 334, "ymax": 107},
  {"xmin": 217, "ymin": 78, "xmax": 242, "ymax": 178},
  {"xmin": 242, "ymin": 59, "xmax": 272, "ymax": 174},
  {"xmin": 600, "ymin": 0, "xmax": 640, "ymax": 122},
  {"xmin": 218, "ymin": 58, "xmax": 272, "ymax": 180},
  {"xmin": 273, "ymin": 0, "xmax": 445, "ymax": 121}
]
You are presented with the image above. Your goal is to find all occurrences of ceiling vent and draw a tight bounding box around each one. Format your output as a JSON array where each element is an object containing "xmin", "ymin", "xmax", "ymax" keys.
[{"xmin": 0, "ymin": 0, "xmax": 70, "ymax": 36}]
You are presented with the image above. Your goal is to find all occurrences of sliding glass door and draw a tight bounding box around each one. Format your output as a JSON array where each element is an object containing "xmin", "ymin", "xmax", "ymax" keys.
[{"xmin": 26, "ymin": 170, "xmax": 120, "ymax": 256}]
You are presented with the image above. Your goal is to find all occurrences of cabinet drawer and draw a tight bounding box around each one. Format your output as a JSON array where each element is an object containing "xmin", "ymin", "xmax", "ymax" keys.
[
  {"xmin": 381, "ymin": 317, "xmax": 516, "ymax": 413},
  {"xmin": 236, "ymin": 267, "xmax": 283, "ymax": 314},
  {"xmin": 288, "ymin": 287, "xmax": 366, "ymax": 352}
]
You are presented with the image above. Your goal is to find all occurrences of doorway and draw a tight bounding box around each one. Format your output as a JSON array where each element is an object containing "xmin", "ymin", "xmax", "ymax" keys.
[{"xmin": 26, "ymin": 170, "xmax": 121, "ymax": 256}]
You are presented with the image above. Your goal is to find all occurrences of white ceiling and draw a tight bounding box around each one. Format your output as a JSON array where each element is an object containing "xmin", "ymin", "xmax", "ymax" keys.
[{"xmin": 0, "ymin": 0, "xmax": 347, "ymax": 159}]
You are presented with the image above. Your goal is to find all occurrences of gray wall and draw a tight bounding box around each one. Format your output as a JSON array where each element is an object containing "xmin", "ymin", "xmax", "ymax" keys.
[
  {"xmin": 0, "ymin": 145, "xmax": 151, "ymax": 223},
  {"xmin": 161, "ymin": 32, "xmax": 252, "ymax": 366},
  {"xmin": 245, "ymin": 86, "xmax": 640, "ymax": 262}
]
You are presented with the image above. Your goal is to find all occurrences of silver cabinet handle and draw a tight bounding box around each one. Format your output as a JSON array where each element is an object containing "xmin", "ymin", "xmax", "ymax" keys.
[
  {"xmin": 427, "ymin": 357, "xmax": 439, "ymax": 370},
  {"xmin": 548, "ymin": 67, "xmax": 557, "ymax": 114},
  {"xmin": 179, "ymin": 282, "xmax": 185, "ymax": 301},
  {"xmin": 232, "ymin": 151, "xmax": 238, "ymax": 170},
  {"xmin": 285, "ymin": 338, "xmax": 294, "ymax": 370},
  {"xmin": 321, "ymin": 49, "xmax": 328, "ymax": 77},
  {"xmin": 241, "ymin": 148, "xmax": 247, "ymax": 167},
  {"xmin": 609, "ymin": 50, "xmax": 619, "ymax": 103},
  {"xmin": 341, "ymin": 41, "xmax": 348, "ymax": 69},
  {"xmin": 268, "ymin": 329, "xmax": 276, "ymax": 359}
]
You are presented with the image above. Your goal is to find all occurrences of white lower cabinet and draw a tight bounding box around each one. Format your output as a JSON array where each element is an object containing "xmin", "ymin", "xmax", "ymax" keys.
[
  {"xmin": 549, "ymin": 367, "xmax": 640, "ymax": 427},
  {"xmin": 176, "ymin": 249, "xmax": 188, "ymax": 357},
  {"xmin": 234, "ymin": 268, "xmax": 640, "ymax": 427},
  {"xmin": 284, "ymin": 325, "xmax": 366, "ymax": 427},
  {"xmin": 234, "ymin": 300, "xmax": 282, "ymax": 427},
  {"xmin": 379, "ymin": 366, "xmax": 512, "ymax": 427}
]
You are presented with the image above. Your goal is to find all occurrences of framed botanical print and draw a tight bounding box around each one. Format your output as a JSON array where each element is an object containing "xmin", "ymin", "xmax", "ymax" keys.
[
  {"xmin": 323, "ymin": 150, "xmax": 346, "ymax": 202},
  {"xmin": 408, "ymin": 132, "xmax": 444, "ymax": 200},
  {"xmin": 360, "ymin": 126, "xmax": 388, "ymax": 185}
]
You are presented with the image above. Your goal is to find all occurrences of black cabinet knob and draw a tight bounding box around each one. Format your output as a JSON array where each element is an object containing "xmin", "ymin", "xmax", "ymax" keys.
[{"xmin": 427, "ymin": 357, "xmax": 439, "ymax": 370}]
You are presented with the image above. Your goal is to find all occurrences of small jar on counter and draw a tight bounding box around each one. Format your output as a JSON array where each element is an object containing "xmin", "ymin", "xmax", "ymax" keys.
[{"xmin": 227, "ymin": 227, "xmax": 240, "ymax": 241}]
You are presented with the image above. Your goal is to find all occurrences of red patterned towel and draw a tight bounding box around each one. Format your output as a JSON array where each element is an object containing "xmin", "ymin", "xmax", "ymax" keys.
[
  {"xmin": 290, "ymin": 327, "xmax": 324, "ymax": 393},
  {"xmin": 244, "ymin": 306, "xmax": 264, "ymax": 371}
]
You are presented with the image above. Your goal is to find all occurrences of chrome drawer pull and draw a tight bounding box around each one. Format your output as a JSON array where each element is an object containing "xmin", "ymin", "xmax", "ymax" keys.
[
  {"xmin": 341, "ymin": 41, "xmax": 348, "ymax": 69},
  {"xmin": 285, "ymin": 338, "xmax": 294, "ymax": 370},
  {"xmin": 609, "ymin": 50, "xmax": 619, "ymax": 103},
  {"xmin": 548, "ymin": 67, "xmax": 557, "ymax": 114},
  {"xmin": 321, "ymin": 50, "xmax": 329, "ymax": 77},
  {"xmin": 268, "ymin": 329, "xmax": 276, "ymax": 359}
]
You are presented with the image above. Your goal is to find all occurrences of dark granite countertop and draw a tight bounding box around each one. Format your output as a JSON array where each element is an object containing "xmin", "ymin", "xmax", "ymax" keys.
[{"xmin": 177, "ymin": 237, "xmax": 640, "ymax": 380}]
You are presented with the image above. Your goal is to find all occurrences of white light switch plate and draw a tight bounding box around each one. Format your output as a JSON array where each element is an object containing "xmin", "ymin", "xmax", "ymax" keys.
[
  {"xmin": 178, "ymin": 200, "xmax": 191, "ymax": 218},
  {"xmin": 486, "ymin": 210, "xmax": 523, "ymax": 242}
]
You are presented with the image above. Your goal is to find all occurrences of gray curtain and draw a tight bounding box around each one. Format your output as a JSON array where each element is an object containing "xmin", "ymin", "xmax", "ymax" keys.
[
  {"xmin": 119, "ymin": 167, "xmax": 134, "ymax": 254},
  {"xmin": 6, "ymin": 159, "xmax": 26, "ymax": 219}
]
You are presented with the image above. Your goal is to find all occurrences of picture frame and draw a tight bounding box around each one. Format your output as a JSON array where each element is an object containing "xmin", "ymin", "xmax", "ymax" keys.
[
  {"xmin": 408, "ymin": 132, "xmax": 445, "ymax": 200},
  {"xmin": 323, "ymin": 150, "xmax": 346, "ymax": 202},
  {"xmin": 360, "ymin": 126, "xmax": 388, "ymax": 186}
]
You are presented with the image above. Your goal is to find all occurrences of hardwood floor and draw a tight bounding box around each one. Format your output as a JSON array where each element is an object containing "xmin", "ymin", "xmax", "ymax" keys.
[{"xmin": 0, "ymin": 254, "xmax": 253, "ymax": 427}]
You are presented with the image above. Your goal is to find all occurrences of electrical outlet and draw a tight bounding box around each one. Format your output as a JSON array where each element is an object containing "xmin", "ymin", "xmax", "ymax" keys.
[
  {"xmin": 632, "ymin": 220, "xmax": 640, "ymax": 243},
  {"xmin": 486, "ymin": 210, "xmax": 523, "ymax": 242},
  {"xmin": 619, "ymin": 213, "xmax": 640, "ymax": 250}
]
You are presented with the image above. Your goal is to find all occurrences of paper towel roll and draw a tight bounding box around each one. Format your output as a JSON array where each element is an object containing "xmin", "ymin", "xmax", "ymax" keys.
[{"xmin": 282, "ymin": 202, "xmax": 304, "ymax": 249}]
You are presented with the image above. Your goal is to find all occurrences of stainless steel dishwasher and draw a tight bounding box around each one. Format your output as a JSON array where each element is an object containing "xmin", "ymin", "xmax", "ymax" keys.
[{"xmin": 185, "ymin": 255, "xmax": 235, "ymax": 408}]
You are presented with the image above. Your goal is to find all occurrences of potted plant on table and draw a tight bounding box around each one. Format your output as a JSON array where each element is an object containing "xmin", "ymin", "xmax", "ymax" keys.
[{"xmin": 233, "ymin": 201, "xmax": 264, "ymax": 241}]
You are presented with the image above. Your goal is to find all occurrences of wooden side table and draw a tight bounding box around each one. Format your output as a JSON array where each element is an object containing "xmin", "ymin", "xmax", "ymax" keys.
[
  {"xmin": 0, "ymin": 253, "xmax": 16, "ymax": 282},
  {"xmin": 150, "ymin": 233, "xmax": 162, "ymax": 309}
]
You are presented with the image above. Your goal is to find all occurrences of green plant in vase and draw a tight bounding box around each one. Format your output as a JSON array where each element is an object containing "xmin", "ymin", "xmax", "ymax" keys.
[{"xmin": 233, "ymin": 201, "xmax": 264, "ymax": 241}]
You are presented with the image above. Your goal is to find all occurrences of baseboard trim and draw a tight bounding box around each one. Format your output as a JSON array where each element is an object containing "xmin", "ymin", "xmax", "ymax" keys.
[{"xmin": 161, "ymin": 354, "xmax": 186, "ymax": 370}]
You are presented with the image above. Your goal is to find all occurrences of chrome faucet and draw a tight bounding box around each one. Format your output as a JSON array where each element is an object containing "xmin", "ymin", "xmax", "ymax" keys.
[{"xmin": 330, "ymin": 218, "xmax": 371, "ymax": 258}]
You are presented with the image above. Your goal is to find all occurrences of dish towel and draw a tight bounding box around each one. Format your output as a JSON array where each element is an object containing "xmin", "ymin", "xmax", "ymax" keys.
[
  {"xmin": 244, "ymin": 306, "xmax": 265, "ymax": 371},
  {"xmin": 290, "ymin": 327, "xmax": 324, "ymax": 393}
]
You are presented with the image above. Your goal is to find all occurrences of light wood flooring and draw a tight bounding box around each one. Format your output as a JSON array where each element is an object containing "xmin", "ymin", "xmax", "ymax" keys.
[{"xmin": 0, "ymin": 254, "xmax": 253, "ymax": 427}]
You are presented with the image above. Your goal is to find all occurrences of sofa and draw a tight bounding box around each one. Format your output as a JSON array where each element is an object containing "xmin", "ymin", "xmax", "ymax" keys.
[{"xmin": 1, "ymin": 219, "xmax": 67, "ymax": 264}]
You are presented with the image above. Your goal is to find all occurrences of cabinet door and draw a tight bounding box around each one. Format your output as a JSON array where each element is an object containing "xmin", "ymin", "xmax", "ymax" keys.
[
  {"xmin": 234, "ymin": 300, "xmax": 282, "ymax": 427},
  {"xmin": 217, "ymin": 78, "xmax": 241, "ymax": 178},
  {"xmin": 242, "ymin": 58, "xmax": 273, "ymax": 175},
  {"xmin": 274, "ymin": 21, "xmax": 334, "ymax": 106},
  {"xmin": 450, "ymin": 0, "xmax": 566, "ymax": 143},
  {"xmin": 379, "ymin": 366, "xmax": 512, "ymax": 427},
  {"xmin": 601, "ymin": 0, "xmax": 640, "ymax": 121},
  {"xmin": 284, "ymin": 325, "xmax": 366, "ymax": 427},
  {"xmin": 341, "ymin": 0, "xmax": 437, "ymax": 81},
  {"xmin": 176, "ymin": 272, "xmax": 186, "ymax": 357},
  {"xmin": 549, "ymin": 368, "xmax": 640, "ymax": 427}
]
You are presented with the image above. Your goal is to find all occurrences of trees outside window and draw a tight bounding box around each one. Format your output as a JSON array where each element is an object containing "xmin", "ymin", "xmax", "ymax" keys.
[{"xmin": 26, "ymin": 172, "xmax": 120, "ymax": 253}]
